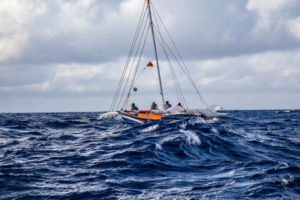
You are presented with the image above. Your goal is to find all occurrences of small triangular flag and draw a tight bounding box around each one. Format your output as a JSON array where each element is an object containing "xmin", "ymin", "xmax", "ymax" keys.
[{"xmin": 146, "ymin": 61, "xmax": 153, "ymax": 67}]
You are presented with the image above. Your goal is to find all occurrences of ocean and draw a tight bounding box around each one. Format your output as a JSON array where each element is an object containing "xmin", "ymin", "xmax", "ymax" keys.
[{"xmin": 0, "ymin": 110, "xmax": 299, "ymax": 199}]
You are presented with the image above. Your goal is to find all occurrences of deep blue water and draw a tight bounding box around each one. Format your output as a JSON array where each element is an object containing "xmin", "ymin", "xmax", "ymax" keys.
[{"xmin": 0, "ymin": 110, "xmax": 299, "ymax": 199}]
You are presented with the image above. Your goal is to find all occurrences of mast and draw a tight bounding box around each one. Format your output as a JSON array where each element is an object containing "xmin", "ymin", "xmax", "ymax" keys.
[{"xmin": 147, "ymin": 0, "xmax": 165, "ymax": 107}]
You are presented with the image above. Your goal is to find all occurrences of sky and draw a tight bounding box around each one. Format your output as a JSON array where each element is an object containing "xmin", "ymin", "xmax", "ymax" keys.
[{"xmin": 0, "ymin": 0, "xmax": 300, "ymax": 112}]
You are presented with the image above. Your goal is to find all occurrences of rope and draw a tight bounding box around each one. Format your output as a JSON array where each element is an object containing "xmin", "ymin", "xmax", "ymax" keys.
[
  {"xmin": 116, "ymin": 6, "xmax": 149, "ymax": 111},
  {"xmin": 111, "ymin": 0, "xmax": 208, "ymax": 112},
  {"xmin": 110, "ymin": 1, "xmax": 147, "ymax": 111},
  {"xmin": 151, "ymin": 2, "xmax": 208, "ymax": 107},
  {"xmin": 152, "ymin": 8, "xmax": 189, "ymax": 109},
  {"xmin": 123, "ymin": 25, "xmax": 150, "ymax": 110},
  {"xmin": 156, "ymin": 34, "xmax": 186, "ymax": 108}
]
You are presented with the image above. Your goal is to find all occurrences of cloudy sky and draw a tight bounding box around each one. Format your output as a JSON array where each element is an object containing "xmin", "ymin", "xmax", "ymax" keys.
[{"xmin": 0, "ymin": 0, "xmax": 300, "ymax": 112}]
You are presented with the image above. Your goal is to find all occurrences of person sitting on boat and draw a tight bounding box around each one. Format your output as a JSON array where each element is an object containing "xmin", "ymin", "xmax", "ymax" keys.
[
  {"xmin": 174, "ymin": 103, "xmax": 186, "ymax": 112},
  {"xmin": 164, "ymin": 101, "xmax": 172, "ymax": 110},
  {"xmin": 150, "ymin": 102, "xmax": 159, "ymax": 110},
  {"xmin": 131, "ymin": 103, "xmax": 139, "ymax": 111}
]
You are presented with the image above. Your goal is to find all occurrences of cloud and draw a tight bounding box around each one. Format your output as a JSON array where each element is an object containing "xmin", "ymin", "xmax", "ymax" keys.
[
  {"xmin": 0, "ymin": 0, "xmax": 46, "ymax": 62},
  {"xmin": 149, "ymin": 0, "xmax": 300, "ymax": 59},
  {"xmin": 193, "ymin": 50, "xmax": 300, "ymax": 94},
  {"xmin": 287, "ymin": 16, "xmax": 300, "ymax": 40},
  {"xmin": 246, "ymin": 0, "xmax": 300, "ymax": 45},
  {"xmin": 0, "ymin": 0, "xmax": 300, "ymax": 112},
  {"xmin": 1, "ymin": 0, "xmax": 300, "ymax": 65},
  {"xmin": 1, "ymin": 49, "xmax": 299, "ymax": 99},
  {"xmin": 246, "ymin": 0, "xmax": 292, "ymax": 32},
  {"xmin": 1, "ymin": 0, "xmax": 145, "ymax": 65}
]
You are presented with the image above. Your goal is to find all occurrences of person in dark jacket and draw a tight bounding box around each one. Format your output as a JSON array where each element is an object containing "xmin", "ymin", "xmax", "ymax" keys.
[
  {"xmin": 150, "ymin": 102, "xmax": 158, "ymax": 110},
  {"xmin": 164, "ymin": 101, "xmax": 172, "ymax": 110},
  {"xmin": 131, "ymin": 103, "xmax": 139, "ymax": 111}
]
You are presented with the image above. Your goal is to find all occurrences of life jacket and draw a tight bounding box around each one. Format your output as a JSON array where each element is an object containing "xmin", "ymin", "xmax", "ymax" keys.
[
  {"xmin": 131, "ymin": 106, "xmax": 138, "ymax": 111},
  {"xmin": 151, "ymin": 105, "xmax": 158, "ymax": 110}
]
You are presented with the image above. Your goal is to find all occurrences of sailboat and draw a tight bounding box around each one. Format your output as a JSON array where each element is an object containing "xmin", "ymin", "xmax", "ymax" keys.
[{"xmin": 106, "ymin": 0, "xmax": 226, "ymax": 124}]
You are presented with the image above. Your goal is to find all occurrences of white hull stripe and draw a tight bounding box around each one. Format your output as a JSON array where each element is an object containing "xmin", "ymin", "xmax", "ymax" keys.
[{"xmin": 121, "ymin": 114, "xmax": 144, "ymax": 124}]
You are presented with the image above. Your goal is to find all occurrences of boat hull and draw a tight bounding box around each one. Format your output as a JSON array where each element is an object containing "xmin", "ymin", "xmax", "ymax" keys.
[
  {"xmin": 119, "ymin": 111, "xmax": 163, "ymax": 124},
  {"xmin": 120, "ymin": 113, "xmax": 145, "ymax": 124},
  {"xmin": 119, "ymin": 111, "xmax": 198, "ymax": 124}
]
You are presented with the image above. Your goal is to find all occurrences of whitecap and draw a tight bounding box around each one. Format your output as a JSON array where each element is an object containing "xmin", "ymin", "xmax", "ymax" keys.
[
  {"xmin": 279, "ymin": 161, "xmax": 289, "ymax": 167},
  {"xmin": 179, "ymin": 122, "xmax": 187, "ymax": 129},
  {"xmin": 155, "ymin": 143, "xmax": 162, "ymax": 150},
  {"xmin": 282, "ymin": 178, "xmax": 289, "ymax": 185},
  {"xmin": 188, "ymin": 117, "xmax": 205, "ymax": 126},
  {"xmin": 180, "ymin": 129, "xmax": 201, "ymax": 145},
  {"xmin": 211, "ymin": 170, "xmax": 236, "ymax": 178},
  {"xmin": 155, "ymin": 135, "xmax": 181, "ymax": 150},
  {"xmin": 98, "ymin": 112, "xmax": 122, "ymax": 120},
  {"xmin": 281, "ymin": 176, "xmax": 294, "ymax": 186},
  {"xmin": 211, "ymin": 127, "xmax": 219, "ymax": 133},
  {"xmin": 140, "ymin": 124, "xmax": 159, "ymax": 133}
]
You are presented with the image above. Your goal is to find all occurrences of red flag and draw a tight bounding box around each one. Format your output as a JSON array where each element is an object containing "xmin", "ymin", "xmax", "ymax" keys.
[{"xmin": 146, "ymin": 61, "xmax": 153, "ymax": 67}]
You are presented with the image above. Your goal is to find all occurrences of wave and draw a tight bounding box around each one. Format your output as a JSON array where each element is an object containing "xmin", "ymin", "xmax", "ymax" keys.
[{"xmin": 0, "ymin": 110, "xmax": 299, "ymax": 199}]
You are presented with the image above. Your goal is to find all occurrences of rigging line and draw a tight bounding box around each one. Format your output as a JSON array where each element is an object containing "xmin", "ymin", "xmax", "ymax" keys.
[
  {"xmin": 111, "ymin": 2, "xmax": 147, "ymax": 111},
  {"xmin": 151, "ymin": 19, "xmax": 207, "ymax": 107},
  {"xmin": 158, "ymin": 45, "xmax": 186, "ymax": 108},
  {"xmin": 110, "ymin": 1, "xmax": 147, "ymax": 111},
  {"xmin": 156, "ymin": 34, "xmax": 184, "ymax": 107},
  {"xmin": 161, "ymin": 35, "xmax": 207, "ymax": 107},
  {"xmin": 117, "ymin": 21, "xmax": 148, "ymax": 111},
  {"xmin": 132, "ymin": 66, "xmax": 146, "ymax": 84},
  {"xmin": 151, "ymin": 9, "xmax": 187, "ymax": 108},
  {"xmin": 116, "ymin": 10, "xmax": 150, "ymax": 110},
  {"xmin": 151, "ymin": 3, "xmax": 208, "ymax": 107},
  {"xmin": 110, "ymin": 11, "xmax": 146, "ymax": 112},
  {"xmin": 126, "ymin": 55, "xmax": 154, "ymax": 96},
  {"xmin": 150, "ymin": 3, "xmax": 191, "ymax": 79},
  {"xmin": 151, "ymin": 19, "xmax": 188, "ymax": 109},
  {"xmin": 123, "ymin": 25, "xmax": 150, "ymax": 110},
  {"xmin": 153, "ymin": 24, "xmax": 188, "ymax": 110},
  {"xmin": 151, "ymin": 7, "xmax": 182, "ymax": 103},
  {"xmin": 153, "ymin": 5, "xmax": 208, "ymax": 107}
]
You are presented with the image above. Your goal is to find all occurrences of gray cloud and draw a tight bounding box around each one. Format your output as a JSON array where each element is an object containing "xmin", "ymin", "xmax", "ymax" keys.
[
  {"xmin": 0, "ymin": 0, "xmax": 300, "ymax": 112},
  {"xmin": 2, "ymin": 0, "xmax": 300, "ymax": 65}
]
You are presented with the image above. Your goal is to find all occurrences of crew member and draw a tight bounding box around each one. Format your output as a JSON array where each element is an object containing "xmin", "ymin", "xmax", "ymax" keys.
[
  {"xmin": 131, "ymin": 103, "xmax": 139, "ymax": 111},
  {"xmin": 150, "ymin": 102, "xmax": 158, "ymax": 110},
  {"xmin": 175, "ymin": 103, "xmax": 186, "ymax": 112},
  {"xmin": 164, "ymin": 101, "xmax": 172, "ymax": 110}
]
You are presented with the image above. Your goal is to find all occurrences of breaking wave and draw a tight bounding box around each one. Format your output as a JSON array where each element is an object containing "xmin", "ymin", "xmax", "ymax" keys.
[{"xmin": 0, "ymin": 110, "xmax": 299, "ymax": 199}]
